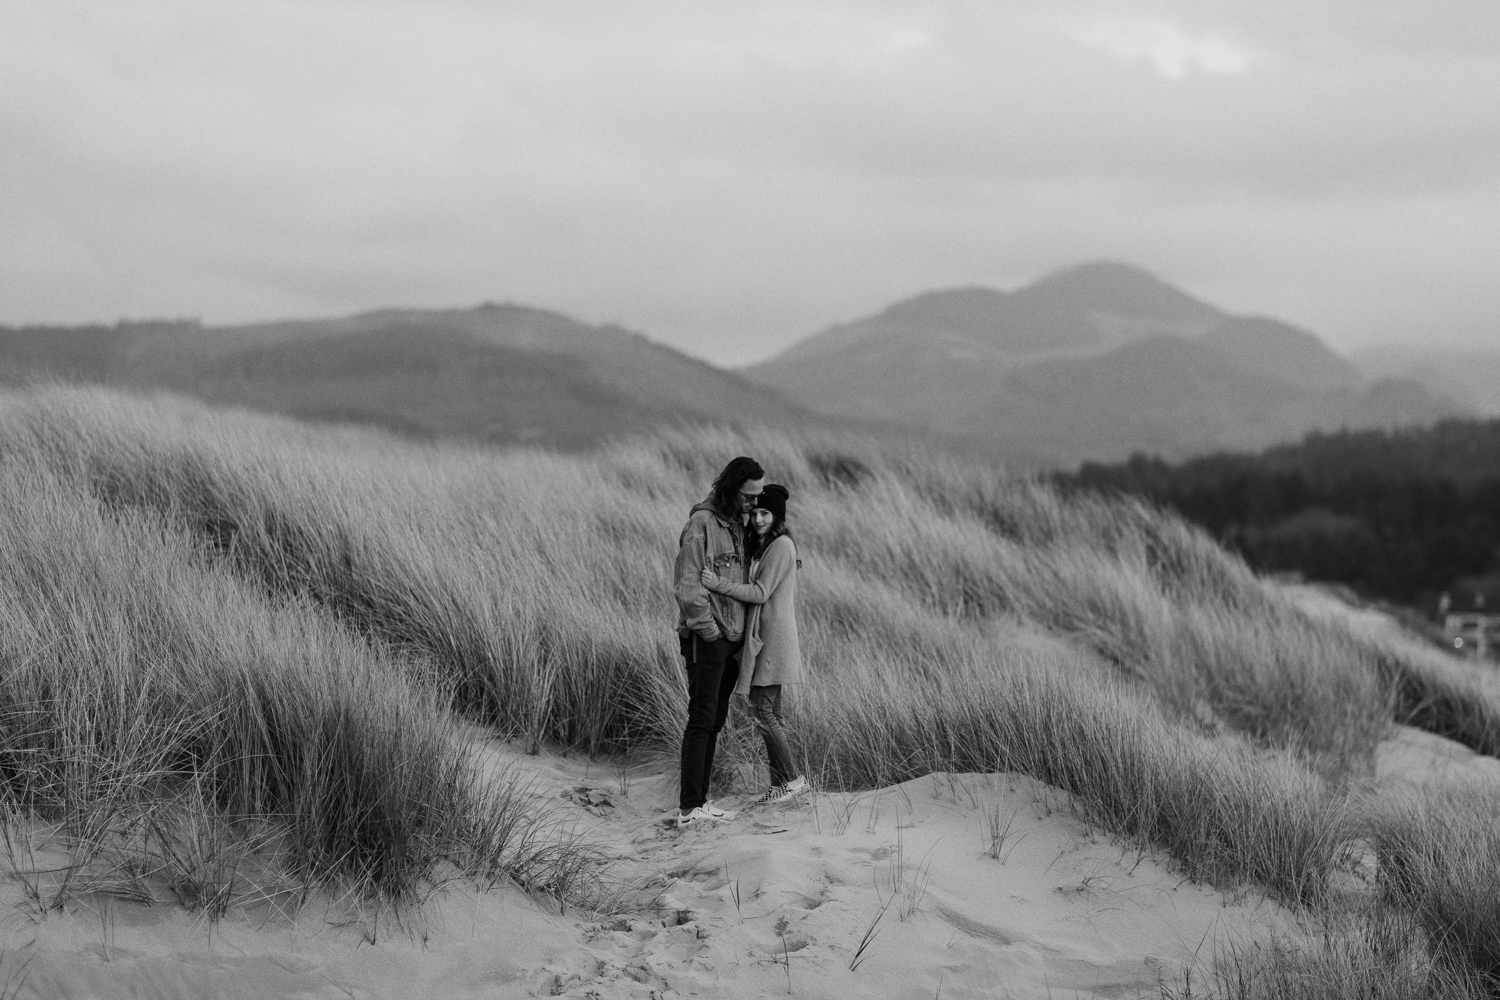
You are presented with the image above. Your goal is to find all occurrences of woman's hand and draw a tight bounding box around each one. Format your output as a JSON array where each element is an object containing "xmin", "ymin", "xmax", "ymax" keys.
[{"xmin": 700, "ymin": 567, "xmax": 718, "ymax": 588}]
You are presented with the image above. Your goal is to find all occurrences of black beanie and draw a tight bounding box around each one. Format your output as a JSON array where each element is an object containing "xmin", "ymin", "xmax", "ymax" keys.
[{"xmin": 753, "ymin": 484, "xmax": 789, "ymax": 522}]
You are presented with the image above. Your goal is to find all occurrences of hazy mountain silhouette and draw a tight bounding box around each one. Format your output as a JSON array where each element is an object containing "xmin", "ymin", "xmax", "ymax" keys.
[
  {"xmin": 1353, "ymin": 344, "xmax": 1500, "ymax": 416},
  {"xmin": 0, "ymin": 267, "xmax": 1470, "ymax": 464},
  {"xmin": 745, "ymin": 261, "xmax": 1465, "ymax": 463},
  {"xmin": 1198, "ymin": 316, "xmax": 1361, "ymax": 393},
  {"xmin": 764, "ymin": 262, "xmax": 1219, "ymax": 372},
  {"xmin": 0, "ymin": 305, "xmax": 847, "ymax": 449}
]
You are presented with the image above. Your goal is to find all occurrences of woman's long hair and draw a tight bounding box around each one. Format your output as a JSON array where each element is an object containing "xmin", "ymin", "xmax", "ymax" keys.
[{"xmin": 746, "ymin": 515, "xmax": 793, "ymax": 563}]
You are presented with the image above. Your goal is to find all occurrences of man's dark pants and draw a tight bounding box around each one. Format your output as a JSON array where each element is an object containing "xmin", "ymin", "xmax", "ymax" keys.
[{"xmin": 679, "ymin": 633, "xmax": 742, "ymax": 811}]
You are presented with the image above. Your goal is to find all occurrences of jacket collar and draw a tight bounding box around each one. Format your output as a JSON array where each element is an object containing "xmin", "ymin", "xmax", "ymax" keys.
[{"xmin": 691, "ymin": 497, "xmax": 741, "ymax": 530}]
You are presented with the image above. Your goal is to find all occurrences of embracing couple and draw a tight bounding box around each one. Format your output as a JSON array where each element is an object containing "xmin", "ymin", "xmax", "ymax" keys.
[{"xmin": 671, "ymin": 456, "xmax": 808, "ymax": 829}]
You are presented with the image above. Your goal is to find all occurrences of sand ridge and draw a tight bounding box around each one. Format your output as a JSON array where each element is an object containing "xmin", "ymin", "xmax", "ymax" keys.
[{"xmin": 0, "ymin": 739, "xmax": 1304, "ymax": 999}]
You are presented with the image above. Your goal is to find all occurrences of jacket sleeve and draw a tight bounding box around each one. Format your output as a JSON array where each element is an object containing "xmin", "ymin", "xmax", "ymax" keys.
[
  {"xmin": 706, "ymin": 538, "xmax": 794, "ymax": 605},
  {"xmin": 673, "ymin": 512, "xmax": 722, "ymax": 640}
]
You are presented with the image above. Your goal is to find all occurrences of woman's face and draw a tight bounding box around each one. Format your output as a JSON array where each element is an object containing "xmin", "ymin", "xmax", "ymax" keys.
[{"xmin": 750, "ymin": 508, "xmax": 774, "ymax": 536}]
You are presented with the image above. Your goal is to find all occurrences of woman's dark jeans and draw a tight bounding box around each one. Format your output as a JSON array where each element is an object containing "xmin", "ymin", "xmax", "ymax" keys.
[
  {"xmin": 749, "ymin": 684, "xmax": 796, "ymax": 788},
  {"xmin": 679, "ymin": 633, "xmax": 741, "ymax": 811}
]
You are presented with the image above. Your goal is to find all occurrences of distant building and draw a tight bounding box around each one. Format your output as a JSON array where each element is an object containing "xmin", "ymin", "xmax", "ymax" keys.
[{"xmin": 1444, "ymin": 613, "xmax": 1500, "ymax": 661}]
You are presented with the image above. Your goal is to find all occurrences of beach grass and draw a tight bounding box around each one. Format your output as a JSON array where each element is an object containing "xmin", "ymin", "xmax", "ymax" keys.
[
  {"xmin": 1369, "ymin": 782, "xmax": 1500, "ymax": 988},
  {"xmin": 0, "ymin": 422, "xmax": 589, "ymax": 903},
  {"xmin": 1, "ymin": 385, "xmax": 1499, "ymax": 993}
]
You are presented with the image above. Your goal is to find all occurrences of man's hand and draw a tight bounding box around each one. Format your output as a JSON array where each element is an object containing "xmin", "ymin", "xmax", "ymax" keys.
[{"xmin": 700, "ymin": 567, "xmax": 718, "ymax": 587}]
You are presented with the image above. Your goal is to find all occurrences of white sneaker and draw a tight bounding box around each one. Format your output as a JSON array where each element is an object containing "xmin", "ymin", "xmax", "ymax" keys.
[
  {"xmin": 702, "ymin": 800, "xmax": 738, "ymax": 821},
  {"xmin": 759, "ymin": 776, "xmax": 810, "ymax": 805},
  {"xmin": 676, "ymin": 805, "xmax": 727, "ymax": 829}
]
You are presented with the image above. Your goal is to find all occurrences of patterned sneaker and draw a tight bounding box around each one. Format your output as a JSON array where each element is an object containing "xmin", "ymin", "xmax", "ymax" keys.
[{"xmin": 760, "ymin": 776, "xmax": 810, "ymax": 805}]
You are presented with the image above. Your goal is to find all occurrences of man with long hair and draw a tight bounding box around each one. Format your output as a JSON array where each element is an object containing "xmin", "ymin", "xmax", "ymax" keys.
[{"xmin": 672, "ymin": 455, "xmax": 764, "ymax": 827}]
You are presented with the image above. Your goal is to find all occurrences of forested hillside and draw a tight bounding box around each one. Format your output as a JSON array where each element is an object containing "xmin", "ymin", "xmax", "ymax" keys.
[
  {"xmin": 1064, "ymin": 419, "xmax": 1500, "ymax": 607},
  {"xmin": 0, "ymin": 306, "xmax": 845, "ymax": 450}
]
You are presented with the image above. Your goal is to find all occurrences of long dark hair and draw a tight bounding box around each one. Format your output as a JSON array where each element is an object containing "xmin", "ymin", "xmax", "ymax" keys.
[
  {"xmin": 746, "ymin": 515, "xmax": 793, "ymax": 563},
  {"xmin": 746, "ymin": 482, "xmax": 791, "ymax": 561},
  {"xmin": 708, "ymin": 456, "xmax": 765, "ymax": 517}
]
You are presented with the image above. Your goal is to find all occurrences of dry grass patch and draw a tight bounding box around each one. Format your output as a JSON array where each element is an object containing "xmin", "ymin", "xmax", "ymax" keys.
[{"xmin": 6, "ymin": 386, "xmax": 1500, "ymax": 995}]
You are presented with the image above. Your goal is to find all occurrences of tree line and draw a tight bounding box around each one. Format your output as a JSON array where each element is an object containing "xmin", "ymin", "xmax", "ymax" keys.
[{"xmin": 1060, "ymin": 419, "xmax": 1500, "ymax": 609}]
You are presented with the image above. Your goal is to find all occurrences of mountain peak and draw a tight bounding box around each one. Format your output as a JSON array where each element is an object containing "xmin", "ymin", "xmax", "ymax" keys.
[
  {"xmin": 744, "ymin": 260, "xmax": 1463, "ymax": 464},
  {"xmin": 878, "ymin": 286, "xmax": 1010, "ymax": 326},
  {"xmin": 752, "ymin": 261, "xmax": 1226, "ymax": 374},
  {"xmin": 1013, "ymin": 261, "xmax": 1221, "ymax": 324}
]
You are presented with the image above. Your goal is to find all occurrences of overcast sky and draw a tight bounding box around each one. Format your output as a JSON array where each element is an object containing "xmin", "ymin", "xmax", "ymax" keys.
[{"xmin": 3, "ymin": 2, "xmax": 1498, "ymax": 366}]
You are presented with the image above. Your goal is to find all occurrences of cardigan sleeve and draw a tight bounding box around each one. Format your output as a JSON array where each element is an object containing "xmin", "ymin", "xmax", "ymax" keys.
[{"xmin": 706, "ymin": 537, "xmax": 794, "ymax": 605}]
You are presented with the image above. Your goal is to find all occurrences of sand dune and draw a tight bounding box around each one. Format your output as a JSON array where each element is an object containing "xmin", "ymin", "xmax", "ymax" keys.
[
  {"xmin": 1, "ymin": 739, "xmax": 1312, "ymax": 1000},
  {"xmin": 7, "ymin": 711, "xmax": 1493, "ymax": 1000},
  {"xmin": 6, "ymin": 721, "xmax": 1499, "ymax": 999}
]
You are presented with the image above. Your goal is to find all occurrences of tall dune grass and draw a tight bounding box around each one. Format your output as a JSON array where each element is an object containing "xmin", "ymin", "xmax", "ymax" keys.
[
  {"xmin": 1166, "ymin": 903, "xmax": 1488, "ymax": 1000},
  {"xmin": 3, "ymin": 390, "xmax": 1400, "ymax": 768},
  {"xmin": 0, "ymin": 445, "xmax": 583, "ymax": 901},
  {"xmin": 4, "ymin": 385, "xmax": 1500, "ymax": 989},
  {"xmin": 1370, "ymin": 782, "xmax": 1500, "ymax": 987},
  {"xmin": 799, "ymin": 637, "xmax": 1341, "ymax": 904},
  {"xmin": 1353, "ymin": 626, "xmax": 1500, "ymax": 758}
]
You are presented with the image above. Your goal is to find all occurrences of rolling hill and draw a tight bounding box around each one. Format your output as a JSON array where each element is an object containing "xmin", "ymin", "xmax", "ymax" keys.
[
  {"xmin": 744, "ymin": 262, "xmax": 1468, "ymax": 464},
  {"xmin": 0, "ymin": 304, "xmax": 851, "ymax": 449},
  {"xmin": 1, "ymin": 265, "xmax": 1471, "ymax": 465}
]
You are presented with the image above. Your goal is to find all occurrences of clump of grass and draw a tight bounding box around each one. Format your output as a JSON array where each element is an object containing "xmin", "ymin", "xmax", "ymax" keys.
[
  {"xmin": 1279, "ymin": 582, "xmax": 1500, "ymax": 759},
  {"xmin": 1368, "ymin": 782, "xmax": 1500, "ymax": 988},
  {"xmin": 1364, "ymin": 634, "xmax": 1500, "ymax": 759},
  {"xmin": 0, "ymin": 786, "xmax": 297, "ymax": 919},
  {"xmin": 981, "ymin": 799, "xmax": 1024, "ymax": 863},
  {"xmin": 800, "ymin": 638, "xmax": 1344, "ymax": 906},
  {"xmin": 1162, "ymin": 903, "xmax": 1488, "ymax": 999},
  {"xmin": 4, "ymin": 389, "xmax": 688, "ymax": 755},
  {"xmin": 877, "ymin": 826, "xmax": 938, "ymax": 921},
  {"xmin": 0, "ymin": 446, "xmax": 590, "ymax": 904}
]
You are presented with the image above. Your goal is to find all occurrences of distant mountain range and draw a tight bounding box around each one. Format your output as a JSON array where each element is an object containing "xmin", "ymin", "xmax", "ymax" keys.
[
  {"xmin": 745, "ymin": 262, "xmax": 1470, "ymax": 463},
  {"xmin": 0, "ymin": 262, "xmax": 1474, "ymax": 464},
  {"xmin": 1352, "ymin": 344, "xmax": 1500, "ymax": 417},
  {"xmin": 0, "ymin": 304, "xmax": 859, "ymax": 449}
]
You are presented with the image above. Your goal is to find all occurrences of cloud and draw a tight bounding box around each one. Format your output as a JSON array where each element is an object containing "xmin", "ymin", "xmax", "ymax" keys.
[
  {"xmin": 0, "ymin": 1, "xmax": 1497, "ymax": 365},
  {"xmin": 1067, "ymin": 14, "xmax": 1260, "ymax": 79}
]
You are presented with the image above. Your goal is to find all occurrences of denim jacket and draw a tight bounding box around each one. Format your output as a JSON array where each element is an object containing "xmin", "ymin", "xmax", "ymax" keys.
[{"xmin": 673, "ymin": 500, "xmax": 747, "ymax": 642}]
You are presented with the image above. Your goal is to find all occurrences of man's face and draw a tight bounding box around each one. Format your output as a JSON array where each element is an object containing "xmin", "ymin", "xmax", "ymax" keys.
[{"xmin": 738, "ymin": 478, "xmax": 765, "ymax": 515}]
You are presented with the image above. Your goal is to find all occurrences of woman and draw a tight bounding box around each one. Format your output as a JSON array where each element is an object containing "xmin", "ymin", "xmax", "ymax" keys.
[{"xmin": 700, "ymin": 483, "xmax": 808, "ymax": 804}]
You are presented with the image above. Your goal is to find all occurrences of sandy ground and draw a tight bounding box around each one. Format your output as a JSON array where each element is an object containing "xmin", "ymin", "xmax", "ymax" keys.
[
  {"xmin": 0, "ymin": 739, "xmax": 1306, "ymax": 1000},
  {"xmin": 6, "ymin": 589, "xmax": 1491, "ymax": 997},
  {"xmin": 4, "ymin": 719, "xmax": 1497, "ymax": 999}
]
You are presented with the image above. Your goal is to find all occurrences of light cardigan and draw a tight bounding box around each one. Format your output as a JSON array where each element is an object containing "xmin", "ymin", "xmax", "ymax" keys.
[{"xmin": 705, "ymin": 534, "xmax": 802, "ymax": 696}]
